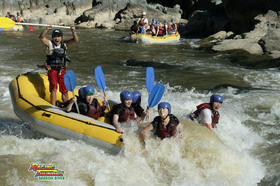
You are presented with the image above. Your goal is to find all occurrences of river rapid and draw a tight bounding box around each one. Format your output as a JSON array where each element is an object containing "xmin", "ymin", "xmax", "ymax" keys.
[{"xmin": 0, "ymin": 29, "xmax": 279, "ymax": 185}]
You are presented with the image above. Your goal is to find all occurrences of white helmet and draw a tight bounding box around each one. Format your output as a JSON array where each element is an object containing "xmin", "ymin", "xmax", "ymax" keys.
[{"xmin": 142, "ymin": 11, "xmax": 146, "ymax": 16}]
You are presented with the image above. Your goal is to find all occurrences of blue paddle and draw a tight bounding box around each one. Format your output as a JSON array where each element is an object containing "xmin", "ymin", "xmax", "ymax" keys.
[
  {"xmin": 146, "ymin": 67, "xmax": 154, "ymax": 95},
  {"xmin": 148, "ymin": 83, "xmax": 165, "ymax": 108},
  {"xmin": 94, "ymin": 66, "xmax": 110, "ymax": 111},
  {"xmin": 143, "ymin": 83, "xmax": 165, "ymax": 122},
  {"xmin": 118, "ymin": 36, "xmax": 128, "ymax": 40},
  {"xmin": 64, "ymin": 70, "xmax": 80, "ymax": 114}
]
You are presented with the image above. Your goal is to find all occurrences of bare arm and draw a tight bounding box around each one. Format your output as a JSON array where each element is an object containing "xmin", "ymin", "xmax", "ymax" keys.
[
  {"xmin": 66, "ymin": 97, "xmax": 76, "ymax": 112},
  {"xmin": 64, "ymin": 25, "xmax": 78, "ymax": 47},
  {"xmin": 140, "ymin": 123, "xmax": 154, "ymax": 142},
  {"xmin": 206, "ymin": 123, "xmax": 216, "ymax": 133},
  {"xmin": 174, "ymin": 123, "xmax": 183, "ymax": 138},
  {"xmin": 112, "ymin": 114, "xmax": 123, "ymax": 133},
  {"xmin": 155, "ymin": 27, "xmax": 159, "ymax": 37},
  {"xmin": 39, "ymin": 26, "xmax": 52, "ymax": 47}
]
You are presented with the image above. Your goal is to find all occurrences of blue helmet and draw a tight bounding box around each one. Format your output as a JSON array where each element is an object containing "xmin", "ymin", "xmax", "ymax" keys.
[
  {"xmin": 79, "ymin": 87, "xmax": 85, "ymax": 99},
  {"xmin": 79, "ymin": 86, "xmax": 95, "ymax": 99},
  {"xmin": 152, "ymin": 18, "xmax": 156, "ymax": 22},
  {"xmin": 120, "ymin": 91, "xmax": 133, "ymax": 103},
  {"xmin": 171, "ymin": 18, "xmax": 175, "ymax": 22},
  {"xmin": 132, "ymin": 91, "xmax": 142, "ymax": 104},
  {"xmin": 164, "ymin": 20, "xmax": 168, "ymax": 24},
  {"xmin": 134, "ymin": 20, "xmax": 137, "ymax": 24},
  {"xmin": 158, "ymin": 102, "xmax": 171, "ymax": 114},
  {"xmin": 156, "ymin": 21, "xmax": 160, "ymax": 24},
  {"xmin": 210, "ymin": 94, "xmax": 223, "ymax": 104},
  {"xmin": 84, "ymin": 86, "xmax": 95, "ymax": 95}
]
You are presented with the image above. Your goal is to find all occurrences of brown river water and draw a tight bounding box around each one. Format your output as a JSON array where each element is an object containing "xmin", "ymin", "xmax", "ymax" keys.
[{"xmin": 0, "ymin": 28, "xmax": 279, "ymax": 185}]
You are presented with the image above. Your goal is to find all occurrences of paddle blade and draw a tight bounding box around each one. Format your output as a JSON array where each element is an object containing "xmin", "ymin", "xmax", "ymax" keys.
[
  {"xmin": 64, "ymin": 70, "xmax": 76, "ymax": 91},
  {"xmin": 148, "ymin": 83, "xmax": 165, "ymax": 108},
  {"xmin": 95, "ymin": 66, "xmax": 106, "ymax": 91},
  {"xmin": 146, "ymin": 67, "xmax": 154, "ymax": 93},
  {"xmin": 28, "ymin": 26, "xmax": 34, "ymax": 31},
  {"xmin": 0, "ymin": 17, "xmax": 16, "ymax": 29},
  {"xmin": 118, "ymin": 36, "xmax": 128, "ymax": 40}
]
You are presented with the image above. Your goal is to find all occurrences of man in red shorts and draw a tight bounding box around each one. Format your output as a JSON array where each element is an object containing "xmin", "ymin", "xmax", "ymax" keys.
[{"xmin": 39, "ymin": 25, "xmax": 78, "ymax": 105}]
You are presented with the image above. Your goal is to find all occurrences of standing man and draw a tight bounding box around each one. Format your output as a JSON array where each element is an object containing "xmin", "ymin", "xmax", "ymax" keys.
[
  {"xmin": 39, "ymin": 25, "xmax": 78, "ymax": 106},
  {"xmin": 137, "ymin": 11, "xmax": 148, "ymax": 34},
  {"xmin": 189, "ymin": 94, "xmax": 223, "ymax": 133}
]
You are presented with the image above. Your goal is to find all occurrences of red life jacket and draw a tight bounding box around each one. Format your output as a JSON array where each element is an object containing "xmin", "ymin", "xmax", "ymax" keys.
[
  {"xmin": 190, "ymin": 103, "xmax": 220, "ymax": 128},
  {"xmin": 158, "ymin": 26, "xmax": 164, "ymax": 34},
  {"xmin": 86, "ymin": 101, "xmax": 103, "ymax": 119},
  {"xmin": 164, "ymin": 25, "xmax": 172, "ymax": 33},
  {"xmin": 118, "ymin": 106, "xmax": 135, "ymax": 123},
  {"xmin": 156, "ymin": 114, "xmax": 177, "ymax": 139}
]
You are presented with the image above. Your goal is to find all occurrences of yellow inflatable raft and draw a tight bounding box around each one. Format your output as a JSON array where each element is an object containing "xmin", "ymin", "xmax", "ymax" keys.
[
  {"xmin": 9, "ymin": 72, "xmax": 123, "ymax": 154},
  {"xmin": 130, "ymin": 33, "xmax": 180, "ymax": 44},
  {"xmin": 2, "ymin": 25, "xmax": 24, "ymax": 31}
]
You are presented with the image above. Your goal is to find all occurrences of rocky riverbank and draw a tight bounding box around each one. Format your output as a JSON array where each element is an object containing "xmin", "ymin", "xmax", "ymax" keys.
[{"xmin": 1, "ymin": 0, "xmax": 280, "ymax": 60}]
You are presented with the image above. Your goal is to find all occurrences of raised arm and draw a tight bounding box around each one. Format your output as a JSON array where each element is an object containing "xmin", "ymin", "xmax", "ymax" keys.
[
  {"xmin": 64, "ymin": 25, "xmax": 78, "ymax": 47},
  {"xmin": 39, "ymin": 26, "xmax": 52, "ymax": 47}
]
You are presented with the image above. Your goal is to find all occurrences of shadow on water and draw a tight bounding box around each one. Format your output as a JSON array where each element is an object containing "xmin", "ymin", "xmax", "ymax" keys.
[
  {"xmin": 227, "ymin": 50, "xmax": 280, "ymax": 69},
  {"xmin": 124, "ymin": 59, "xmax": 191, "ymax": 70}
]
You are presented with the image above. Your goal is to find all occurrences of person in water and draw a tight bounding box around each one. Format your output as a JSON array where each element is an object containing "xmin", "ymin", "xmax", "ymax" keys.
[
  {"xmin": 111, "ymin": 91, "xmax": 139, "ymax": 133},
  {"xmin": 189, "ymin": 94, "xmax": 223, "ymax": 133},
  {"xmin": 140, "ymin": 102, "xmax": 182, "ymax": 142},
  {"xmin": 39, "ymin": 25, "xmax": 78, "ymax": 106},
  {"xmin": 66, "ymin": 86, "xmax": 108, "ymax": 119},
  {"xmin": 132, "ymin": 91, "xmax": 149, "ymax": 122}
]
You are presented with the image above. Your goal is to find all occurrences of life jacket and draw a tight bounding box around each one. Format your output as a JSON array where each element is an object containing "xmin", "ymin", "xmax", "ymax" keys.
[
  {"xmin": 158, "ymin": 26, "xmax": 164, "ymax": 34},
  {"xmin": 189, "ymin": 103, "xmax": 220, "ymax": 128},
  {"xmin": 133, "ymin": 103, "xmax": 144, "ymax": 117},
  {"xmin": 7, "ymin": 15, "xmax": 16, "ymax": 21},
  {"xmin": 171, "ymin": 23, "xmax": 178, "ymax": 30},
  {"xmin": 155, "ymin": 114, "xmax": 177, "ymax": 139},
  {"xmin": 16, "ymin": 16, "xmax": 21, "ymax": 22},
  {"xmin": 86, "ymin": 99, "xmax": 103, "ymax": 119},
  {"xmin": 164, "ymin": 25, "xmax": 172, "ymax": 33},
  {"xmin": 46, "ymin": 41, "xmax": 70, "ymax": 70},
  {"xmin": 139, "ymin": 18, "xmax": 146, "ymax": 26},
  {"xmin": 117, "ymin": 104, "xmax": 135, "ymax": 123}
]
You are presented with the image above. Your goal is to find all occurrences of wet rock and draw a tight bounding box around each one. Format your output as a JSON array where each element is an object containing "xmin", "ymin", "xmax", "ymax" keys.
[
  {"xmin": 184, "ymin": 10, "xmax": 228, "ymax": 36},
  {"xmin": 222, "ymin": 0, "xmax": 280, "ymax": 34}
]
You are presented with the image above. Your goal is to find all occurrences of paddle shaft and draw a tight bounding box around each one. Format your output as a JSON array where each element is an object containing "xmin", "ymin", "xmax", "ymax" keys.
[
  {"xmin": 15, "ymin": 22, "xmax": 70, "ymax": 29},
  {"xmin": 72, "ymin": 93, "xmax": 80, "ymax": 114},
  {"xmin": 102, "ymin": 90, "xmax": 110, "ymax": 111}
]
